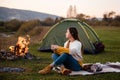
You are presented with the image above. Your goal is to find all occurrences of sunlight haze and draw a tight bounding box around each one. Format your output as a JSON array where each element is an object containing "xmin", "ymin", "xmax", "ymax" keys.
[{"xmin": 0, "ymin": 0, "xmax": 120, "ymax": 18}]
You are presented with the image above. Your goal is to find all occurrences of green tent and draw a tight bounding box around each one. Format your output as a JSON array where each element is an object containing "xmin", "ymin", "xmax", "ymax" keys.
[{"xmin": 39, "ymin": 19, "xmax": 104, "ymax": 54}]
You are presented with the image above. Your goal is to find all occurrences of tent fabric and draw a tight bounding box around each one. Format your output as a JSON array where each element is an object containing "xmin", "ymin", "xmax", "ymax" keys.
[{"xmin": 39, "ymin": 19, "xmax": 104, "ymax": 54}]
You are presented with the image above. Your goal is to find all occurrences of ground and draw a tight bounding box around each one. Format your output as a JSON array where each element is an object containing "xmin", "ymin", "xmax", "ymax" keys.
[{"xmin": 0, "ymin": 26, "xmax": 120, "ymax": 80}]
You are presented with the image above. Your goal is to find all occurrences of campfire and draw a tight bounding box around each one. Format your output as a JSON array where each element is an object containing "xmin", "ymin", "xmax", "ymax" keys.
[
  {"xmin": 0, "ymin": 35, "xmax": 35, "ymax": 60},
  {"xmin": 9, "ymin": 35, "xmax": 30, "ymax": 56}
]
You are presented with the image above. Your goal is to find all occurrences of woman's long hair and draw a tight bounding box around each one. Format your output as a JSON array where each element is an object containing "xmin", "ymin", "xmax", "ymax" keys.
[{"xmin": 67, "ymin": 27, "xmax": 84, "ymax": 54}]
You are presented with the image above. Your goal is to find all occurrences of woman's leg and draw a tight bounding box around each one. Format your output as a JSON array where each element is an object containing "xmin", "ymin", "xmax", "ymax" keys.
[
  {"xmin": 63, "ymin": 55, "xmax": 82, "ymax": 71},
  {"xmin": 52, "ymin": 53, "xmax": 82, "ymax": 71},
  {"xmin": 38, "ymin": 53, "xmax": 82, "ymax": 74},
  {"xmin": 38, "ymin": 53, "xmax": 61, "ymax": 74}
]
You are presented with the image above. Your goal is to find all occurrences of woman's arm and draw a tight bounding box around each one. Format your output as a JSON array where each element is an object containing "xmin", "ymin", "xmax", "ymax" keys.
[{"xmin": 51, "ymin": 45, "xmax": 69, "ymax": 55}]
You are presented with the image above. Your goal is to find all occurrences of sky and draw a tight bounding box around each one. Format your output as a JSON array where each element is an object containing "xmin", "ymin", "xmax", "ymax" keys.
[{"xmin": 0, "ymin": 0, "xmax": 120, "ymax": 18}]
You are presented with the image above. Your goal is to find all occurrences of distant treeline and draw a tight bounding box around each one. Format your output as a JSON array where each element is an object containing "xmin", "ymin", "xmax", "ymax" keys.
[
  {"xmin": 0, "ymin": 11, "xmax": 120, "ymax": 33},
  {"xmin": 75, "ymin": 11, "xmax": 120, "ymax": 26},
  {"xmin": 0, "ymin": 18, "xmax": 54, "ymax": 32}
]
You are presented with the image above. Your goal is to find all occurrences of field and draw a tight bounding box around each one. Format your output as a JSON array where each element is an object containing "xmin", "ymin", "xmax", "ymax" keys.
[{"xmin": 0, "ymin": 26, "xmax": 120, "ymax": 80}]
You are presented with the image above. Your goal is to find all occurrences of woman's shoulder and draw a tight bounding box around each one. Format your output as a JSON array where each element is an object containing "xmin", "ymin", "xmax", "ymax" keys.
[
  {"xmin": 74, "ymin": 40, "xmax": 81, "ymax": 44},
  {"xmin": 64, "ymin": 40, "xmax": 69, "ymax": 47},
  {"xmin": 70, "ymin": 40, "xmax": 81, "ymax": 47}
]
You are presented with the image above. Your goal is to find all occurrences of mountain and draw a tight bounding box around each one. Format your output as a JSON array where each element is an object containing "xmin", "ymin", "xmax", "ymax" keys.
[{"xmin": 0, "ymin": 7, "xmax": 60, "ymax": 21}]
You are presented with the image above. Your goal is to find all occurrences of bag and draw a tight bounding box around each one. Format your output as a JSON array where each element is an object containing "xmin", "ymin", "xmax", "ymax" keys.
[{"xmin": 93, "ymin": 41, "xmax": 105, "ymax": 53}]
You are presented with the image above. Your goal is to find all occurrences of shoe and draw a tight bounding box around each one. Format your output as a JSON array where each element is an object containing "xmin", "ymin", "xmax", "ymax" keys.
[
  {"xmin": 60, "ymin": 67, "xmax": 71, "ymax": 75},
  {"xmin": 38, "ymin": 65, "xmax": 53, "ymax": 74}
]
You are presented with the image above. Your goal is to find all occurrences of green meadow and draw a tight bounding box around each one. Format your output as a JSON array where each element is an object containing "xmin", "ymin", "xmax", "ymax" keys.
[{"xmin": 0, "ymin": 26, "xmax": 120, "ymax": 80}]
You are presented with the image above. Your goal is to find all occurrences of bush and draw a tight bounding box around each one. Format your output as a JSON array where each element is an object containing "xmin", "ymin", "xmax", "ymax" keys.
[
  {"xmin": 17, "ymin": 20, "xmax": 41, "ymax": 36},
  {"xmin": 28, "ymin": 26, "xmax": 43, "ymax": 36},
  {"xmin": 110, "ymin": 20, "xmax": 120, "ymax": 26},
  {"xmin": 4, "ymin": 19, "xmax": 22, "ymax": 31},
  {"xmin": 0, "ymin": 21, "xmax": 4, "ymax": 26},
  {"xmin": 41, "ymin": 17, "xmax": 55, "ymax": 26},
  {"xmin": 0, "ymin": 27, "xmax": 6, "ymax": 32}
]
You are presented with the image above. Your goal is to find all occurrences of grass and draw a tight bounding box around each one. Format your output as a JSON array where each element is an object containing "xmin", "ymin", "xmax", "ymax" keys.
[{"xmin": 0, "ymin": 26, "xmax": 120, "ymax": 80}]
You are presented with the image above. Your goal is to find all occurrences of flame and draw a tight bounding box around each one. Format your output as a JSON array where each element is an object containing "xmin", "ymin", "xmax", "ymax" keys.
[
  {"xmin": 9, "ymin": 35, "xmax": 30, "ymax": 56},
  {"xmin": 9, "ymin": 46, "xmax": 15, "ymax": 53}
]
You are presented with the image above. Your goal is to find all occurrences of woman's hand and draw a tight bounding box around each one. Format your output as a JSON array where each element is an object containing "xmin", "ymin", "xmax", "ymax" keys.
[{"xmin": 51, "ymin": 45, "xmax": 59, "ymax": 50}]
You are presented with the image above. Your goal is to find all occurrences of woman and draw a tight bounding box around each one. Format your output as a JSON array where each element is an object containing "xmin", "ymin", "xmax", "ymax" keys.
[{"xmin": 38, "ymin": 27, "xmax": 83, "ymax": 75}]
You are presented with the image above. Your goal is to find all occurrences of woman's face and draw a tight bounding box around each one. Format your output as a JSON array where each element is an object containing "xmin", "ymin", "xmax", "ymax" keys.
[{"xmin": 65, "ymin": 29, "xmax": 72, "ymax": 39}]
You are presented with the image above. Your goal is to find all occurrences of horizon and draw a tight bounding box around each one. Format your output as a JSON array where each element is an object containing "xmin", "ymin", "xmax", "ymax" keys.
[{"xmin": 0, "ymin": 0, "xmax": 120, "ymax": 18}]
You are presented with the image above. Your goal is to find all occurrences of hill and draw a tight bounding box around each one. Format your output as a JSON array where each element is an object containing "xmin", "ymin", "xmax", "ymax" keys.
[{"xmin": 0, "ymin": 7, "xmax": 60, "ymax": 21}]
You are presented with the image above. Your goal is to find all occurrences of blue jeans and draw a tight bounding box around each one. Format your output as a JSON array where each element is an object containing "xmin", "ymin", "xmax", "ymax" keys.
[{"xmin": 52, "ymin": 53, "xmax": 82, "ymax": 71}]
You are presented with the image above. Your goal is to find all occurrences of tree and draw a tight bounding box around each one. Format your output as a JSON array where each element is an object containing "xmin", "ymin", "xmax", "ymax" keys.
[
  {"xmin": 0, "ymin": 21, "xmax": 4, "ymax": 26},
  {"xmin": 103, "ymin": 14, "xmax": 108, "ymax": 22},
  {"xmin": 111, "ymin": 15, "xmax": 120, "ymax": 26},
  {"xmin": 42, "ymin": 17, "xmax": 55, "ymax": 26},
  {"xmin": 114, "ymin": 15, "xmax": 120, "ymax": 21},
  {"xmin": 4, "ymin": 19, "xmax": 22, "ymax": 31},
  {"xmin": 103, "ymin": 11, "xmax": 116, "ymax": 22},
  {"xmin": 108, "ymin": 11, "xmax": 116, "ymax": 18},
  {"xmin": 76, "ymin": 13, "xmax": 86, "ymax": 21},
  {"xmin": 102, "ymin": 11, "xmax": 116, "ymax": 26}
]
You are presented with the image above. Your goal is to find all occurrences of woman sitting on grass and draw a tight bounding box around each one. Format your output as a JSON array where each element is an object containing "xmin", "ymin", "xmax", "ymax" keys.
[{"xmin": 38, "ymin": 27, "xmax": 83, "ymax": 75}]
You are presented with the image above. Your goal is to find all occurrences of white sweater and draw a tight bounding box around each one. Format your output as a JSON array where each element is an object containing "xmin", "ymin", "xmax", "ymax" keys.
[{"xmin": 64, "ymin": 40, "xmax": 83, "ymax": 61}]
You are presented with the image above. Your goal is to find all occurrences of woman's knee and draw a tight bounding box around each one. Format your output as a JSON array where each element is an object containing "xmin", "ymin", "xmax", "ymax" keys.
[
  {"xmin": 60, "ymin": 53, "xmax": 70, "ymax": 57},
  {"xmin": 51, "ymin": 53, "xmax": 59, "ymax": 60}
]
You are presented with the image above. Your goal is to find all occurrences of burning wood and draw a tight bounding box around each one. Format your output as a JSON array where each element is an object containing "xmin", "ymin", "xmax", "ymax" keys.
[
  {"xmin": 9, "ymin": 35, "xmax": 30, "ymax": 56},
  {"xmin": 0, "ymin": 35, "xmax": 36, "ymax": 60}
]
